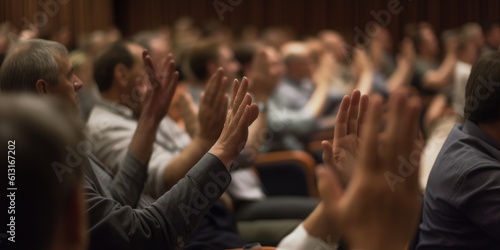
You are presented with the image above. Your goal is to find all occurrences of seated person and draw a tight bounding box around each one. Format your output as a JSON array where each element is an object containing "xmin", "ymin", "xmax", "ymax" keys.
[
  {"xmin": 87, "ymin": 40, "xmax": 243, "ymax": 248},
  {"xmin": 409, "ymin": 22, "xmax": 457, "ymax": 96},
  {"xmin": 278, "ymin": 88, "xmax": 423, "ymax": 250},
  {"xmin": 0, "ymin": 95, "xmax": 87, "ymax": 250},
  {"xmin": 417, "ymin": 51, "xmax": 500, "ymax": 249},
  {"xmin": 185, "ymin": 40, "xmax": 318, "ymax": 224},
  {"xmin": 0, "ymin": 38, "xmax": 258, "ymax": 250},
  {"xmin": 267, "ymin": 41, "xmax": 331, "ymax": 152}
]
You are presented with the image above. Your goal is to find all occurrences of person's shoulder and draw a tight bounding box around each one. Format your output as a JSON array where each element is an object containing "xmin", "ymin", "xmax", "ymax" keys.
[{"xmin": 87, "ymin": 104, "xmax": 135, "ymax": 131}]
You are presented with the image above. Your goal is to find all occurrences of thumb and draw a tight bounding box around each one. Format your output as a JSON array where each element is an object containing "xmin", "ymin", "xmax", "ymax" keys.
[
  {"xmin": 321, "ymin": 140, "xmax": 334, "ymax": 167},
  {"xmin": 179, "ymin": 91, "xmax": 198, "ymax": 117},
  {"xmin": 248, "ymin": 104, "xmax": 260, "ymax": 126}
]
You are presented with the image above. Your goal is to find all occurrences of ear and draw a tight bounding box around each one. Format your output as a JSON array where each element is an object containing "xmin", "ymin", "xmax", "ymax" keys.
[
  {"xmin": 62, "ymin": 183, "xmax": 88, "ymax": 250},
  {"xmin": 35, "ymin": 79, "xmax": 49, "ymax": 95},
  {"xmin": 113, "ymin": 63, "xmax": 129, "ymax": 88}
]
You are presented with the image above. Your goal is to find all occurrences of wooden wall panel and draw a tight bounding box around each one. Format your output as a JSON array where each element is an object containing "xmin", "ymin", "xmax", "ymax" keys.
[
  {"xmin": 0, "ymin": 0, "xmax": 114, "ymax": 47},
  {"xmin": 1, "ymin": 0, "xmax": 499, "ymax": 48}
]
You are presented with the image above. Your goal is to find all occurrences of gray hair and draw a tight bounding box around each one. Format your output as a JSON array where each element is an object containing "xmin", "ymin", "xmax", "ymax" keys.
[{"xmin": 0, "ymin": 39, "xmax": 68, "ymax": 93}]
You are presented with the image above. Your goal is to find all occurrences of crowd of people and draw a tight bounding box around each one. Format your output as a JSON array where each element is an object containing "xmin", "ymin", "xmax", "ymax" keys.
[{"xmin": 0, "ymin": 17, "xmax": 499, "ymax": 250}]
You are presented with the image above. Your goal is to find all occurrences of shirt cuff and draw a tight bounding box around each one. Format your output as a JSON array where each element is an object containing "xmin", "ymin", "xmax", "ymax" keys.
[{"xmin": 277, "ymin": 223, "xmax": 339, "ymax": 250}]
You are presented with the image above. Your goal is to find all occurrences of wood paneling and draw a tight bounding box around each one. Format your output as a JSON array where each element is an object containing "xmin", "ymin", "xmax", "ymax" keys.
[
  {"xmin": 0, "ymin": 0, "xmax": 114, "ymax": 47},
  {"xmin": 1, "ymin": 0, "xmax": 499, "ymax": 47}
]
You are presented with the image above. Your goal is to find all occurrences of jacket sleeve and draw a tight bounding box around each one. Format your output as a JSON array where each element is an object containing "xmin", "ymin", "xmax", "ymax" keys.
[
  {"xmin": 85, "ymin": 153, "xmax": 231, "ymax": 250},
  {"xmin": 89, "ymin": 152, "xmax": 148, "ymax": 208}
]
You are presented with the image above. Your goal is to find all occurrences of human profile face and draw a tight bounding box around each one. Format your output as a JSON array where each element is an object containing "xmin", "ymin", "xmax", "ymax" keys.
[{"xmin": 46, "ymin": 53, "xmax": 83, "ymax": 111}]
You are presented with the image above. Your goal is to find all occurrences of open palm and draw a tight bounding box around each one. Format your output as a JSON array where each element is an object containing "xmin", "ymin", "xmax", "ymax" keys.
[{"xmin": 322, "ymin": 90, "xmax": 368, "ymax": 186}]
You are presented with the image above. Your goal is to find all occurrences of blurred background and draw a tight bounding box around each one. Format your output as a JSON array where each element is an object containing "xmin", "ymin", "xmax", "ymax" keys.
[{"xmin": 1, "ymin": 0, "xmax": 499, "ymax": 51}]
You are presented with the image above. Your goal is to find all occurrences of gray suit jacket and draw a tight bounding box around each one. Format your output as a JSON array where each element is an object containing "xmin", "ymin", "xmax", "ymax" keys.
[{"xmin": 83, "ymin": 152, "xmax": 231, "ymax": 250}]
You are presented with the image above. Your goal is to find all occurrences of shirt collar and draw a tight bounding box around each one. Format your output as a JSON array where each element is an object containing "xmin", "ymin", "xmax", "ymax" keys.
[
  {"xmin": 95, "ymin": 99, "xmax": 135, "ymax": 119},
  {"xmin": 463, "ymin": 120, "xmax": 500, "ymax": 159}
]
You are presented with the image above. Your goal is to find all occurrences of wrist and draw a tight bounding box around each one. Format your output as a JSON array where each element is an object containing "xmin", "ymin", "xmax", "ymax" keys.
[
  {"xmin": 136, "ymin": 116, "xmax": 161, "ymax": 133},
  {"xmin": 208, "ymin": 143, "xmax": 233, "ymax": 170}
]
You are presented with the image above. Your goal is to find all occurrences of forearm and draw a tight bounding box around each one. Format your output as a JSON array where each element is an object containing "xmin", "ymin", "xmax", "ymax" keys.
[
  {"xmin": 305, "ymin": 83, "xmax": 330, "ymax": 118},
  {"xmin": 85, "ymin": 153, "xmax": 231, "ymax": 250},
  {"xmin": 129, "ymin": 117, "xmax": 160, "ymax": 166},
  {"xmin": 162, "ymin": 137, "xmax": 212, "ymax": 190},
  {"xmin": 356, "ymin": 70, "xmax": 375, "ymax": 95},
  {"xmin": 239, "ymin": 110, "xmax": 267, "ymax": 163},
  {"xmin": 424, "ymin": 54, "xmax": 456, "ymax": 91},
  {"xmin": 387, "ymin": 60, "xmax": 413, "ymax": 93},
  {"xmin": 101, "ymin": 152, "xmax": 148, "ymax": 207}
]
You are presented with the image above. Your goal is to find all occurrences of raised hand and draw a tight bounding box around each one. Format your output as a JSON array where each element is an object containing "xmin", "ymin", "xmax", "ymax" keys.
[
  {"xmin": 321, "ymin": 89, "xmax": 368, "ymax": 186},
  {"xmin": 248, "ymin": 49, "xmax": 275, "ymax": 102},
  {"xmin": 196, "ymin": 68, "xmax": 230, "ymax": 147},
  {"xmin": 318, "ymin": 89, "xmax": 422, "ymax": 250},
  {"xmin": 129, "ymin": 52, "xmax": 179, "ymax": 165},
  {"xmin": 178, "ymin": 91, "xmax": 200, "ymax": 138},
  {"xmin": 209, "ymin": 77, "xmax": 259, "ymax": 169},
  {"xmin": 313, "ymin": 52, "xmax": 336, "ymax": 87},
  {"xmin": 400, "ymin": 37, "xmax": 416, "ymax": 64},
  {"xmin": 141, "ymin": 52, "xmax": 179, "ymax": 123}
]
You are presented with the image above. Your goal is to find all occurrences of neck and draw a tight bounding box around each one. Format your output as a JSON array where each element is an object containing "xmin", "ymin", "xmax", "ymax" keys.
[
  {"xmin": 478, "ymin": 121, "xmax": 500, "ymax": 143},
  {"xmin": 101, "ymin": 90, "xmax": 126, "ymax": 107},
  {"xmin": 101, "ymin": 90, "xmax": 140, "ymax": 117}
]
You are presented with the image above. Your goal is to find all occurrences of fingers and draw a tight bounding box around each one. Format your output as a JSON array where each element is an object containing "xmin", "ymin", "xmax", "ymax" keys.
[
  {"xmin": 179, "ymin": 91, "xmax": 198, "ymax": 117},
  {"xmin": 162, "ymin": 72, "xmax": 179, "ymax": 109},
  {"xmin": 385, "ymin": 89, "xmax": 408, "ymax": 160},
  {"xmin": 235, "ymin": 94, "xmax": 252, "ymax": 128},
  {"xmin": 334, "ymin": 95, "xmax": 350, "ymax": 141},
  {"xmin": 347, "ymin": 90, "xmax": 361, "ymax": 135},
  {"xmin": 321, "ymin": 140, "xmax": 334, "ymax": 167},
  {"xmin": 230, "ymin": 79, "xmax": 239, "ymax": 109},
  {"xmin": 248, "ymin": 104, "xmax": 260, "ymax": 126},
  {"xmin": 143, "ymin": 51, "xmax": 159, "ymax": 87},
  {"xmin": 201, "ymin": 68, "xmax": 229, "ymax": 125},
  {"xmin": 212, "ymin": 77, "xmax": 229, "ymax": 115},
  {"xmin": 401, "ymin": 96, "xmax": 422, "ymax": 191},
  {"xmin": 231, "ymin": 77, "xmax": 249, "ymax": 114},
  {"xmin": 203, "ymin": 68, "xmax": 224, "ymax": 105},
  {"xmin": 359, "ymin": 95, "xmax": 384, "ymax": 172},
  {"xmin": 357, "ymin": 94, "xmax": 369, "ymax": 138}
]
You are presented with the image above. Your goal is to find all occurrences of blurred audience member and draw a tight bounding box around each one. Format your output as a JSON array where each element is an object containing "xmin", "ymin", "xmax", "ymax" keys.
[
  {"xmin": 0, "ymin": 95, "xmax": 87, "ymax": 250},
  {"xmin": 453, "ymin": 26, "xmax": 479, "ymax": 118},
  {"xmin": 410, "ymin": 22, "xmax": 457, "ymax": 95},
  {"xmin": 462, "ymin": 22, "xmax": 485, "ymax": 55},
  {"xmin": 185, "ymin": 39, "xmax": 240, "ymax": 103},
  {"xmin": 88, "ymin": 40, "xmax": 244, "ymax": 248},
  {"xmin": 0, "ymin": 38, "xmax": 256, "ymax": 250},
  {"xmin": 279, "ymin": 88, "xmax": 422, "ymax": 250},
  {"xmin": 482, "ymin": 22, "xmax": 500, "ymax": 54},
  {"xmin": 318, "ymin": 30, "xmax": 353, "ymax": 94},
  {"xmin": 69, "ymin": 50, "xmax": 100, "ymax": 120}
]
